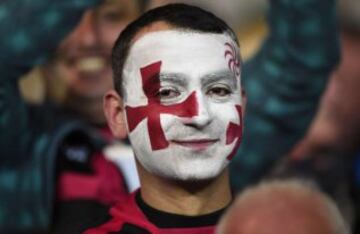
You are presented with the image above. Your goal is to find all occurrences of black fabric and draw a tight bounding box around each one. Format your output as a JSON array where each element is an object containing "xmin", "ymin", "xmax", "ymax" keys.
[
  {"xmin": 135, "ymin": 192, "xmax": 226, "ymax": 228},
  {"xmin": 110, "ymin": 223, "xmax": 151, "ymax": 234},
  {"xmin": 50, "ymin": 200, "xmax": 111, "ymax": 234},
  {"xmin": 57, "ymin": 130, "xmax": 95, "ymax": 174}
]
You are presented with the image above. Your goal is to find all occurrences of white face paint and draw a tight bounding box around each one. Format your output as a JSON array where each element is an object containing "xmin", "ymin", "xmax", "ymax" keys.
[{"xmin": 122, "ymin": 30, "xmax": 242, "ymax": 181}]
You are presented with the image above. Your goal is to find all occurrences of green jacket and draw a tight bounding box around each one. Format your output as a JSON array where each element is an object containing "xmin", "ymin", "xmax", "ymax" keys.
[{"xmin": 230, "ymin": 0, "xmax": 340, "ymax": 191}]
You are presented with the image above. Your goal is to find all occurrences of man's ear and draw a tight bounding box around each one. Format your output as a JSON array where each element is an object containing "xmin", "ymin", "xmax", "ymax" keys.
[{"xmin": 103, "ymin": 90, "xmax": 128, "ymax": 139}]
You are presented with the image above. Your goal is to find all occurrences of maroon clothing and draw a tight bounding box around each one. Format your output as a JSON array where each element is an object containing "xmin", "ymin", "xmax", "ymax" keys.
[
  {"xmin": 57, "ymin": 152, "xmax": 128, "ymax": 204},
  {"xmin": 52, "ymin": 127, "xmax": 131, "ymax": 233},
  {"xmin": 84, "ymin": 191, "xmax": 225, "ymax": 234},
  {"xmin": 57, "ymin": 126, "xmax": 128, "ymax": 204}
]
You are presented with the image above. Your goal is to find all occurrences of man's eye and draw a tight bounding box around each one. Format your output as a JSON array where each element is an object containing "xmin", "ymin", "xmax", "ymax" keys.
[
  {"xmin": 207, "ymin": 86, "xmax": 231, "ymax": 98},
  {"xmin": 157, "ymin": 88, "xmax": 180, "ymax": 100}
]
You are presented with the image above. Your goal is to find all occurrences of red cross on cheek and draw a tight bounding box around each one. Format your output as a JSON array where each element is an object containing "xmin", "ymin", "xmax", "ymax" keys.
[
  {"xmin": 125, "ymin": 61, "xmax": 198, "ymax": 151},
  {"xmin": 225, "ymin": 105, "xmax": 243, "ymax": 160}
]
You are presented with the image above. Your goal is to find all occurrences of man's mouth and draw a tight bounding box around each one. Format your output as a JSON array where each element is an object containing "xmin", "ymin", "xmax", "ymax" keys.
[
  {"xmin": 171, "ymin": 139, "xmax": 218, "ymax": 150},
  {"xmin": 76, "ymin": 56, "xmax": 106, "ymax": 73}
]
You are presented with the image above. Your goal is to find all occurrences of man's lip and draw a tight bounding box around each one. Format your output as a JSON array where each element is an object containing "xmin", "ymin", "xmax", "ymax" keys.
[
  {"xmin": 60, "ymin": 53, "xmax": 110, "ymax": 71},
  {"xmin": 171, "ymin": 139, "xmax": 218, "ymax": 150},
  {"xmin": 76, "ymin": 57, "xmax": 106, "ymax": 72}
]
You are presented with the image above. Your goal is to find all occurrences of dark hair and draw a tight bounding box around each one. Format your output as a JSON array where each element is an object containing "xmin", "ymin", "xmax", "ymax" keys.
[{"xmin": 112, "ymin": 3, "xmax": 238, "ymax": 96}]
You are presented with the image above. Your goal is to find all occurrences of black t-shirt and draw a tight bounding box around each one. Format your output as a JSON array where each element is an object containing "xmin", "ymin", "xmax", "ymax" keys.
[{"xmin": 84, "ymin": 190, "xmax": 227, "ymax": 234}]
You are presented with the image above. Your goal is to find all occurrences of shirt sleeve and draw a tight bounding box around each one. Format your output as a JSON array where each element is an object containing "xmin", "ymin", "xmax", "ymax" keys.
[{"xmin": 230, "ymin": 0, "xmax": 340, "ymax": 192}]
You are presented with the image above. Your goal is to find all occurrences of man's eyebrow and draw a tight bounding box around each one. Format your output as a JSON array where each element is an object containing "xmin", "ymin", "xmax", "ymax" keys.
[
  {"xmin": 201, "ymin": 70, "xmax": 237, "ymax": 88},
  {"xmin": 159, "ymin": 73, "xmax": 188, "ymax": 86}
]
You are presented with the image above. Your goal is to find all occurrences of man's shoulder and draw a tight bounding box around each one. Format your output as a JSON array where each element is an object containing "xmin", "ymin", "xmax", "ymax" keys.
[{"xmin": 84, "ymin": 191, "xmax": 156, "ymax": 234}]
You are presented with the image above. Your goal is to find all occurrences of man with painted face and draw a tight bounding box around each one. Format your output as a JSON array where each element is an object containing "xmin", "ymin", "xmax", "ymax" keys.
[
  {"xmin": 0, "ymin": 0, "xmax": 339, "ymax": 233},
  {"xmin": 85, "ymin": 4, "xmax": 243, "ymax": 234}
]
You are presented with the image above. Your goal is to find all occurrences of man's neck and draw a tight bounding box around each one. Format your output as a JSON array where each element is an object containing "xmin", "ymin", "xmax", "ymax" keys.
[{"xmin": 138, "ymin": 164, "xmax": 232, "ymax": 216}]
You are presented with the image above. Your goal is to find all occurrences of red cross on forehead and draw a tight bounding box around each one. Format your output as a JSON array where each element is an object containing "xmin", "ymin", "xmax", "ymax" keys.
[{"xmin": 125, "ymin": 61, "xmax": 198, "ymax": 151}]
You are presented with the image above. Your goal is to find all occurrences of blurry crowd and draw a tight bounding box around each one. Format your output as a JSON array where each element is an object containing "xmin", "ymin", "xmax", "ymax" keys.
[{"xmin": 1, "ymin": 0, "xmax": 359, "ymax": 233}]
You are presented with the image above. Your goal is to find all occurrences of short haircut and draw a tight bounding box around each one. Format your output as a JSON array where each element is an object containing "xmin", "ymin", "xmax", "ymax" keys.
[{"xmin": 111, "ymin": 3, "xmax": 239, "ymax": 96}]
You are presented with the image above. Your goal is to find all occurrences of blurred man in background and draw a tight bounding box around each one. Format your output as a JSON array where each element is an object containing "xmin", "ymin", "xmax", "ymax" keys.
[
  {"xmin": 0, "ymin": 0, "xmax": 145, "ymax": 233},
  {"xmin": 44, "ymin": 0, "xmax": 144, "ymax": 196},
  {"xmin": 44, "ymin": 0, "xmax": 143, "ymax": 125},
  {"xmin": 44, "ymin": 1, "xmax": 144, "ymax": 233}
]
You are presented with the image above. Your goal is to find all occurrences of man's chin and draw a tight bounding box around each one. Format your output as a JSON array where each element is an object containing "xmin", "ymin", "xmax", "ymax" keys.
[
  {"xmin": 160, "ymin": 164, "xmax": 227, "ymax": 183},
  {"xmin": 163, "ymin": 170, "xmax": 226, "ymax": 190},
  {"xmin": 69, "ymin": 87, "xmax": 107, "ymax": 101}
]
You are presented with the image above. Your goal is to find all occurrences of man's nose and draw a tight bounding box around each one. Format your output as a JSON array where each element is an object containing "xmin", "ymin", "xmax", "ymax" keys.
[
  {"xmin": 185, "ymin": 92, "xmax": 212, "ymax": 128},
  {"xmin": 76, "ymin": 10, "xmax": 99, "ymax": 47}
]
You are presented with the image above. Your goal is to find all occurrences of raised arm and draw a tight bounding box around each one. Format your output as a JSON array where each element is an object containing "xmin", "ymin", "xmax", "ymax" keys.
[
  {"xmin": 0, "ymin": 0, "xmax": 99, "ymax": 163},
  {"xmin": 230, "ymin": 0, "xmax": 340, "ymax": 191}
]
